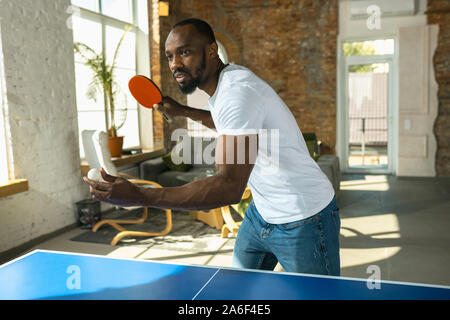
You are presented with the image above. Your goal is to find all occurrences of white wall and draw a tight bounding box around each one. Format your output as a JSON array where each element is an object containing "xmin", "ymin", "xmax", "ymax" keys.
[{"xmin": 0, "ymin": 0, "xmax": 88, "ymax": 252}]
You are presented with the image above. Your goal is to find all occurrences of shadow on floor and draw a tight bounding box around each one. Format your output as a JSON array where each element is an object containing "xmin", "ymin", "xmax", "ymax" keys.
[{"xmin": 338, "ymin": 174, "xmax": 450, "ymax": 286}]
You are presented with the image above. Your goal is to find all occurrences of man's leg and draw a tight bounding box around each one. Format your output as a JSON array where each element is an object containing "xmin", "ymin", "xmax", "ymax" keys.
[{"xmin": 232, "ymin": 201, "xmax": 278, "ymax": 271}]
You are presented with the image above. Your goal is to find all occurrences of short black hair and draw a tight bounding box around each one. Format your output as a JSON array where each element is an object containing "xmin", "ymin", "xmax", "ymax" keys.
[{"xmin": 171, "ymin": 18, "xmax": 216, "ymax": 44}]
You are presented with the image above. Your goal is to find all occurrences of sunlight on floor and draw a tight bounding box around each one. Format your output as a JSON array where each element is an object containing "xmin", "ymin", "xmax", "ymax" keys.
[
  {"xmin": 340, "ymin": 247, "xmax": 401, "ymax": 268},
  {"xmin": 340, "ymin": 213, "xmax": 399, "ymax": 237},
  {"xmin": 340, "ymin": 175, "xmax": 390, "ymax": 191},
  {"xmin": 339, "ymin": 213, "xmax": 401, "ymax": 268}
]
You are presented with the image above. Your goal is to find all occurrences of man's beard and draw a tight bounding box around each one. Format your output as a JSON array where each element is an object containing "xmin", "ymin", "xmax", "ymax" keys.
[{"xmin": 175, "ymin": 55, "xmax": 206, "ymax": 94}]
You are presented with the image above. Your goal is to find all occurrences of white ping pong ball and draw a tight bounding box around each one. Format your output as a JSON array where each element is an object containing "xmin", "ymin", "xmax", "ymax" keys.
[{"xmin": 87, "ymin": 168, "xmax": 101, "ymax": 182}]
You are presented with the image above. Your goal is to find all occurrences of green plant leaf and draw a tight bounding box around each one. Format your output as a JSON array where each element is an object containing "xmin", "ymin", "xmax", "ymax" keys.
[{"xmin": 73, "ymin": 26, "xmax": 132, "ymax": 136}]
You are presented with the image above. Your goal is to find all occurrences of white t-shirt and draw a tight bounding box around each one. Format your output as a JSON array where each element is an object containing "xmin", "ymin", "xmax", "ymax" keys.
[{"xmin": 208, "ymin": 63, "xmax": 335, "ymax": 224}]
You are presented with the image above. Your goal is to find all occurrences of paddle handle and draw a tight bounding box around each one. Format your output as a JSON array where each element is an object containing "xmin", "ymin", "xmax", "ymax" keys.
[
  {"xmin": 161, "ymin": 111, "xmax": 173, "ymax": 123},
  {"xmin": 155, "ymin": 101, "xmax": 173, "ymax": 123}
]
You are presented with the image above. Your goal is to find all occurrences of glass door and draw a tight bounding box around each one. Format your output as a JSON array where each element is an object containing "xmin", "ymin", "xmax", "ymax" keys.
[
  {"xmin": 346, "ymin": 62, "xmax": 390, "ymax": 170},
  {"xmin": 341, "ymin": 39, "xmax": 395, "ymax": 174}
]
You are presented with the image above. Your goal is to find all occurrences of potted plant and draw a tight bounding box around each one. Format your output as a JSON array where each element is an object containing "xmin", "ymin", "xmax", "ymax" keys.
[{"xmin": 74, "ymin": 25, "xmax": 132, "ymax": 157}]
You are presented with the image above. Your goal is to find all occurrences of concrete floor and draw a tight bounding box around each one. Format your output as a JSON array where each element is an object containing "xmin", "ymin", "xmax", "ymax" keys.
[{"xmin": 25, "ymin": 174, "xmax": 450, "ymax": 287}]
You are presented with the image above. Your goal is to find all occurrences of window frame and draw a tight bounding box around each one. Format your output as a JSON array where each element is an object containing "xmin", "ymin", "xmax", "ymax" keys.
[
  {"xmin": 337, "ymin": 34, "xmax": 399, "ymax": 175},
  {"xmin": 71, "ymin": 0, "xmax": 153, "ymax": 156}
]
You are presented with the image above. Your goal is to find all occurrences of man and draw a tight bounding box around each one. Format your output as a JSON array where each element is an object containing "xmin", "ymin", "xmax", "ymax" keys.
[{"xmin": 84, "ymin": 18, "xmax": 340, "ymax": 276}]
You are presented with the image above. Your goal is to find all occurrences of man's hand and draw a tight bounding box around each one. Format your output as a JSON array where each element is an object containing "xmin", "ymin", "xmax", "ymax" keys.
[
  {"xmin": 81, "ymin": 134, "xmax": 257, "ymax": 211},
  {"xmin": 155, "ymin": 95, "xmax": 216, "ymax": 129},
  {"xmin": 83, "ymin": 168, "xmax": 145, "ymax": 207},
  {"xmin": 153, "ymin": 96, "xmax": 186, "ymax": 118}
]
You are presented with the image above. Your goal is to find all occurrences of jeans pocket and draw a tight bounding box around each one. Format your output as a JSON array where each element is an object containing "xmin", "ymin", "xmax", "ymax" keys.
[{"xmin": 279, "ymin": 214, "xmax": 319, "ymax": 230}]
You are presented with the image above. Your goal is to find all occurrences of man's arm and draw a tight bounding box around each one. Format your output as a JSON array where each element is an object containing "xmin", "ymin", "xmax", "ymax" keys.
[
  {"xmin": 84, "ymin": 134, "xmax": 257, "ymax": 211},
  {"xmin": 154, "ymin": 96, "xmax": 216, "ymax": 130},
  {"xmin": 180, "ymin": 106, "xmax": 216, "ymax": 130}
]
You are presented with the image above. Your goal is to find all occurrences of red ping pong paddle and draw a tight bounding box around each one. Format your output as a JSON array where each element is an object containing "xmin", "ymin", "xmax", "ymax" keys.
[{"xmin": 128, "ymin": 75, "xmax": 172, "ymax": 122}]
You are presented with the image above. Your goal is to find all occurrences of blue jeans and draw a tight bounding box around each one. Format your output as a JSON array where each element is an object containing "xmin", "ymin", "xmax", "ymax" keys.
[{"xmin": 232, "ymin": 196, "xmax": 341, "ymax": 276}]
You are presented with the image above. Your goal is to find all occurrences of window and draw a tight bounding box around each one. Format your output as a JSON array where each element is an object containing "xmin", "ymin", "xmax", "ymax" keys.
[
  {"xmin": 0, "ymin": 84, "xmax": 8, "ymax": 185},
  {"xmin": 343, "ymin": 39, "xmax": 395, "ymax": 56},
  {"xmin": 341, "ymin": 38, "xmax": 395, "ymax": 173},
  {"xmin": 0, "ymin": 34, "xmax": 9, "ymax": 185},
  {"xmin": 72, "ymin": 0, "xmax": 99, "ymax": 12},
  {"xmin": 70, "ymin": 0, "xmax": 150, "ymax": 158}
]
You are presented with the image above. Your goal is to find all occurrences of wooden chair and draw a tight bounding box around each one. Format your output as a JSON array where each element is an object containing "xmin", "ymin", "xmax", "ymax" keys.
[
  {"xmin": 220, "ymin": 186, "xmax": 252, "ymax": 238},
  {"xmin": 81, "ymin": 130, "xmax": 173, "ymax": 246},
  {"xmin": 91, "ymin": 179, "xmax": 172, "ymax": 246}
]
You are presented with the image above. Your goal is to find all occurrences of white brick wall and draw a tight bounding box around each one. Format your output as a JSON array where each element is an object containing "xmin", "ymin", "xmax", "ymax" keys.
[{"xmin": 0, "ymin": 0, "xmax": 88, "ymax": 252}]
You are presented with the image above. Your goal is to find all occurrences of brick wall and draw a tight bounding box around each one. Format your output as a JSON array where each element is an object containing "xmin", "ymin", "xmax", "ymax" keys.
[
  {"xmin": 427, "ymin": 0, "xmax": 450, "ymax": 176},
  {"xmin": 151, "ymin": 0, "xmax": 338, "ymax": 154}
]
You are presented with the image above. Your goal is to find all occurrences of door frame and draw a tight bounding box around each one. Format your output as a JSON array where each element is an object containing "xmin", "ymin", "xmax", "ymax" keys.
[{"xmin": 337, "ymin": 36, "xmax": 398, "ymax": 175}]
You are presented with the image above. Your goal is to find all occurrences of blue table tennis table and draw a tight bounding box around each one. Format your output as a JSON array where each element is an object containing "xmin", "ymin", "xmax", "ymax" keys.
[{"xmin": 0, "ymin": 250, "xmax": 449, "ymax": 300}]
